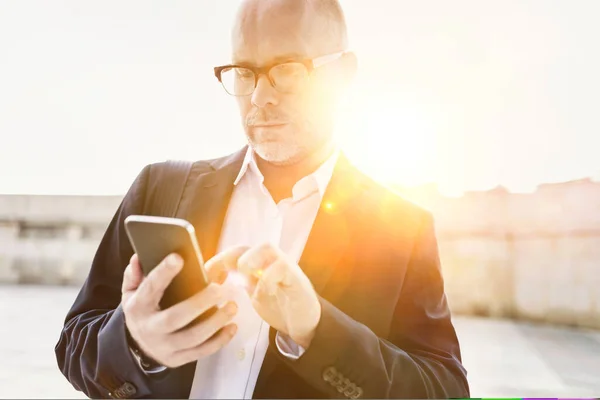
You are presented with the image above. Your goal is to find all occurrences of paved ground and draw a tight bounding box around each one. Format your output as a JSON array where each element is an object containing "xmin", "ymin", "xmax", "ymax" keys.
[{"xmin": 1, "ymin": 285, "xmax": 599, "ymax": 399}]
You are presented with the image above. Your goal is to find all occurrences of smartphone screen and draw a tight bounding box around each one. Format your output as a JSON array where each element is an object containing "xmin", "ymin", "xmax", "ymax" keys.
[{"xmin": 124, "ymin": 215, "xmax": 215, "ymax": 323}]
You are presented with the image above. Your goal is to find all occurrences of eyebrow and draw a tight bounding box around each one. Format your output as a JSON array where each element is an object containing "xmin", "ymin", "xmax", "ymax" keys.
[{"xmin": 232, "ymin": 52, "xmax": 307, "ymax": 67}]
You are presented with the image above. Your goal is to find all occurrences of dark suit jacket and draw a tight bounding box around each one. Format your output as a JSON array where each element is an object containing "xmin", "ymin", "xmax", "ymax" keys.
[{"xmin": 55, "ymin": 147, "xmax": 470, "ymax": 399}]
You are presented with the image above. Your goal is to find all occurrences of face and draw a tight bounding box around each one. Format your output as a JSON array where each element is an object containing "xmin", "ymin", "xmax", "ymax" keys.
[{"xmin": 229, "ymin": 0, "xmax": 353, "ymax": 165}]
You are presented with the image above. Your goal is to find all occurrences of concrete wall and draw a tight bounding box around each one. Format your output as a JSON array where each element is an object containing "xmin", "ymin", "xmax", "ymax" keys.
[
  {"xmin": 397, "ymin": 179, "xmax": 600, "ymax": 329},
  {"xmin": 1, "ymin": 179, "xmax": 599, "ymax": 329}
]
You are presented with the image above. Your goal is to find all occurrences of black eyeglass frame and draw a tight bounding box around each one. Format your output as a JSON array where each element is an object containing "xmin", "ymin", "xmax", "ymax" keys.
[{"xmin": 213, "ymin": 51, "xmax": 346, "ymax": 96}]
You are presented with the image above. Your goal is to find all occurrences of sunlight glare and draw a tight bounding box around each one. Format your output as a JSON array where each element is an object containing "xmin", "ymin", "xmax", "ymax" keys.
[{"xmin": 337, "ymin": 101, "xmax": 439, "ymax": 188}]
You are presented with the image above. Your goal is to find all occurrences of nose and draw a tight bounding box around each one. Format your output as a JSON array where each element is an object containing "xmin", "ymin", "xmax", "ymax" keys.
[{"xmin": 251, "ymin": 75, "xmax": 279, "ymax": 108}]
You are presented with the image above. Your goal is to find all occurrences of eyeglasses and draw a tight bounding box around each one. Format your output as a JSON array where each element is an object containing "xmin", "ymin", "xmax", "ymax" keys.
[{"xmin": 214, "ymin": 51, "xmax": 345, "ymax": 96}]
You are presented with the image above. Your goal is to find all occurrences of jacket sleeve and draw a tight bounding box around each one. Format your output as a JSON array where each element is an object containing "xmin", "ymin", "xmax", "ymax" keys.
[
  {"xmin": 54, "ymin": 164, "xmax": 194, "ymax": 399},
  {"xmin": 271, "ymin": 212, "xmax": 470, "ymax": 399}
]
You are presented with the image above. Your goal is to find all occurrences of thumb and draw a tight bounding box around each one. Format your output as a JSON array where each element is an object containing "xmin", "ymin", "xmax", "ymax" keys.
[{"xmin": 122, "ymin": 254, "xmax": 144, "ymax": 294}]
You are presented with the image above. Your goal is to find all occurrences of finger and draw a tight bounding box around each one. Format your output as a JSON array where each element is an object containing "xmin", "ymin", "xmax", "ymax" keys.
[
  {"xmin": 244, "ymin": 274, "xmax": 259, "ymax": 295},
  {"xmin": 122, "ymin": 254, "xmax": 144, "ymax": 293},
  {"xmin": 170, "ymin": 323, "xmax": 237, "ymax": 367},
  {"xmin": 237, "ymin": 243, "xmax": 279, "ymax": 278},
  {"xmin": 205, "ymin": 245, "xmax": 251, "ymax": 283},
  {"xmin": 257, "ymin": 259, "xmax": 292, "ymax": 296},
  {"xmin": 169, "ymin": 302, "xmax": 238, "ymax": 350},
  {"xmin": 153, "ymin": 283, "xmax": 229, "ymax": 332},
  {"xmin": 136, "ymin": 253, "xmax": 183, "ymax": 309}
]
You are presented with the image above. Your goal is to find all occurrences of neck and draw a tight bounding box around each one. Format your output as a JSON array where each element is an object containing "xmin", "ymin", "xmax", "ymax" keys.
[{"xmin": 256, "ymin": 142, "xmax": 335, "ymax": 203}]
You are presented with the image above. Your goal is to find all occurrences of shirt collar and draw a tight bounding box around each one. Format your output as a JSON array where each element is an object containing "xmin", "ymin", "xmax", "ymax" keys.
[{"xmin": 233, "ymin": 146, "xmax": 340, "ymax": 201}]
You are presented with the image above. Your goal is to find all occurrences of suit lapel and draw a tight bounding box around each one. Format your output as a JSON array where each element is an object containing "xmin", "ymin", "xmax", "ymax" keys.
[
  {"xmin": 178, "ymin": 147, "xmax": 247, "ymax": 261},
  {"xmin": 298, "ymin": 152, "xmax": 365, "ymax": 294}
]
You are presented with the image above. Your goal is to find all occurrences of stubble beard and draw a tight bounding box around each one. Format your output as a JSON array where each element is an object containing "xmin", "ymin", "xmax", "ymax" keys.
[{"xmin": 247, "ymin": 126, "xmax": 310, "ymax": 166}]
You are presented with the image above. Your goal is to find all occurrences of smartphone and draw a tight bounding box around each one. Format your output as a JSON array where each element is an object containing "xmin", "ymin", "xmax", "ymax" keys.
[{"xmin": 124, "ymin": 215, "xmax": 216, "ymax": 327}]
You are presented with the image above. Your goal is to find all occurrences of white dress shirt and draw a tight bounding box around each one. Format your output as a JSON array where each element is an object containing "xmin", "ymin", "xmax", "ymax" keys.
[{"xmin": 188, "ymin": 146, "xmax": 339, "ymax": 399}]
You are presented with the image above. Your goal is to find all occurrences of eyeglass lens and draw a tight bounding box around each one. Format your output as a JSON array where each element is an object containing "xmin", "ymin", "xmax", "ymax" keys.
[{"xmin": 220, "ymin": 62, "xmax": 309, "ymax": 95}]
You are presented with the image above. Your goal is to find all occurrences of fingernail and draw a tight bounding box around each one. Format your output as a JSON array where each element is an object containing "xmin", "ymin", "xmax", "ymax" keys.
[
  {"xmin": 168, "ymin": 254, "xmax": 181, "ymax": 268},
  {"xmin": 229, "ymin": 324, "xmax": 238, "ymax": 335},
  {"xmin": 226, "ymin": 301, "xmax": 238, "ymax": 316}
]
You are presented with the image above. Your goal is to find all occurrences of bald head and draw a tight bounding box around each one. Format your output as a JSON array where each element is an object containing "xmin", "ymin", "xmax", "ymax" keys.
[
  {"xmin": 232, "ymin": 0, "xmax": 348, "ymax": 61},
  {"xmin": 307, "ymin": 0, "xmax": 349, "ymax": 49}
]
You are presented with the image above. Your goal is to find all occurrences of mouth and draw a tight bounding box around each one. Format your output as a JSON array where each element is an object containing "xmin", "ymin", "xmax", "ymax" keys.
[{"xmin": 250, "ymin": 122, "xmax": 290, "ymax": 128}]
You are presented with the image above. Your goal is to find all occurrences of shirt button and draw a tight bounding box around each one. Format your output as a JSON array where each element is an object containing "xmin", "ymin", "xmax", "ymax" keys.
[{"xmin": 237, "ymin": 348, "xmax": 246, "ymax": 361}]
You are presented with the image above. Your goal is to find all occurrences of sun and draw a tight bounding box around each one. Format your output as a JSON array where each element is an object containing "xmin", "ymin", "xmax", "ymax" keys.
[{"xmin": 335, "ymin": 102, "xmax": 440, "ymax": 188}]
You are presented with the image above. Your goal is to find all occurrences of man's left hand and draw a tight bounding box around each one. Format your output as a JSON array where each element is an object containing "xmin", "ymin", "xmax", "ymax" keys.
[{"xmin": 206, "ymin": 243, "xmax": 321, "ymax": 349}]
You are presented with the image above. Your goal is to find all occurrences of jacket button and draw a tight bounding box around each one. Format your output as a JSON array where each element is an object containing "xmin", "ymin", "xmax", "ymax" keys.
[
  {"xmin": 112, "ymin": 382, "xmax": 137, "ymax": 398},
  {"xmin": 322, "ymin": 366, "xmax": 338, "ymax": 382},
  {"xmin": 124, "ymin": 382, "xmax": 137, "ymax": 396},
  {"xmin": 350, "ymin": 386, "xmax": 363, "ymax": 399},
  {"xmin": 343, "ymin": 383, "xmax": 357, "ymax": 398},
  {"xmin": 336, "ymin": 377, "xmax": 352, "ymax": 393}
]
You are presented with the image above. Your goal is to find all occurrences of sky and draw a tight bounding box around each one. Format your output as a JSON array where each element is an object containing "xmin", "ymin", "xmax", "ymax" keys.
[{"xmin": 1, "ymin": 0, "xmax": 599, "ymax": 196}]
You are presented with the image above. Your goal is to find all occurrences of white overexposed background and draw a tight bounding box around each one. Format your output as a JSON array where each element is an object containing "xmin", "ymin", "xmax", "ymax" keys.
[{"xmin": 1, "ymin": 0, "xmax": 599, "ymax": 196}]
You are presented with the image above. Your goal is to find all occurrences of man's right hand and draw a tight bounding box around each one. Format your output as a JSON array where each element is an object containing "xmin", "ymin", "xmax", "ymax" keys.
[{"xmin": 121, "ymin": 253, "xmax": 238, "ymax": 369}]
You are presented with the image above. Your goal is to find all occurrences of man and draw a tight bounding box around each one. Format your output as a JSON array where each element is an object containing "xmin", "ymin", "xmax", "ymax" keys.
[{"xmin": 55, "ymin": 0, "xmax": 470, "ymax": 398}]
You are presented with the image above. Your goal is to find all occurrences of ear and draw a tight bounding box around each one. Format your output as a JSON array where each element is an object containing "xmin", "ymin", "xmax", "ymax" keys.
[
  {"xmin": 339, "ymin": 51, "xmax": 358, "ymax": 84},
  {"xmin": 328, "ymin": 51, "xmax": 357, "ymax": 99}
]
